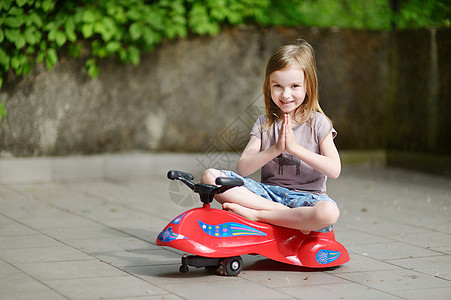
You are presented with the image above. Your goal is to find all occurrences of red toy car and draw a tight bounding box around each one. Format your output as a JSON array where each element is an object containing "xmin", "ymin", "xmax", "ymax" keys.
[{"xmin": 156, "ymin": 170, "xmax": 349, "ymax": 276}]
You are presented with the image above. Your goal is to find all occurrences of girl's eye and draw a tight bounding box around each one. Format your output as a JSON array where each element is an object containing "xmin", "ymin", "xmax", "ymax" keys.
[
  {"xmin": 292, "ymin": 84, "xmax": 301, "ymax": 88},
  {"xmin": 273, "ymin": 84, "xmax": 282, "ymax": 88}
]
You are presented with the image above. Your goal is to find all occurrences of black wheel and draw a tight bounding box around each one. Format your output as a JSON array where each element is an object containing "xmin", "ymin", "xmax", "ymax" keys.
[
  {"xmin": 223, "ymin": 256, "xmax": 243, "ymax": 276},
  {"xmin": 179, "ymin": 264, "xmax": 189, "ymax": 273}
]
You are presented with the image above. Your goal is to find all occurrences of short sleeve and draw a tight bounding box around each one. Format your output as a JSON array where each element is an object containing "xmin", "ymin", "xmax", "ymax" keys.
[
  {"xmin": 315, "ymin": 112, "xmax": 337, "ymax": 142},
  {"xmin": 250, "ymin": 115, "xmax": 266, "ymax": 139}
]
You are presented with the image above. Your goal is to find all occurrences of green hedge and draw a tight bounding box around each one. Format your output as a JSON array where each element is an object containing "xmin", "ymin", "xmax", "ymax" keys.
[
  {"xmin": 0, "ymin": 0, "xmax": 270, "ymax": 86},
  {"xmin": 0, "ymin": 0, "xmax": 449, "ymax": 120}
]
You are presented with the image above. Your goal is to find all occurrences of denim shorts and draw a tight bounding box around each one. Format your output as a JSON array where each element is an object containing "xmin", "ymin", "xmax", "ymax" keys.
[{"xmin": 222, "ymin": 170, "xmax": 336, "ymax": 232}]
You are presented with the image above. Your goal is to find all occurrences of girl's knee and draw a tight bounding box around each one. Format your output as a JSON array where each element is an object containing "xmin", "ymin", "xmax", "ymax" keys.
[
  {"xmin": 314, "ymin": 201, "xmax": 340, "ymax": 227},
  {"xmin": 201, "ymin": 168, "xmax": 222, "ymax": 185}
]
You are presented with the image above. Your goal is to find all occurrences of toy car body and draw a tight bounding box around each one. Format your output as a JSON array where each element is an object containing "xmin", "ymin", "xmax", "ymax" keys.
[{"xmin": 156, "ymin": 170, "xmax": 349, "ymax": 275}]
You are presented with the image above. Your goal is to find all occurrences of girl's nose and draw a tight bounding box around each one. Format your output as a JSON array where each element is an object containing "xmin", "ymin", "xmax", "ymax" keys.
[{"xmin": 283, "ymin": 88, "xmax": 291, "ymax": 99}]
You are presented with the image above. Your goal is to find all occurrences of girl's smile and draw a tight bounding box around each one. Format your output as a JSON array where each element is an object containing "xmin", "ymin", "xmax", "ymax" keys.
[
  {"xmin": 270, "ymin": 67, "xmax": 307, "ymax": 118},
  {"xmin": 281, "ymin": 99, "xmax": 294, "ymax": 104}
]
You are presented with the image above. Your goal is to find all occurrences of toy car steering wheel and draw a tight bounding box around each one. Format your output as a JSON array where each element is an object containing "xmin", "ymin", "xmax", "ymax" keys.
[{"xmin": 167, "ymin": 170, "xmax": 244, "ymax": 204}]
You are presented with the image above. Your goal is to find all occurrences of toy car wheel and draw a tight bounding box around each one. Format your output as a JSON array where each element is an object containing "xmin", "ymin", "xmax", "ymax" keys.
[
  {"xmin": 223, "ymin": 256, "xmax": 243, "ymax": 276},
  {"xmin": 179, "ymin": 264, "xmax": 189, "ymax": 273}
]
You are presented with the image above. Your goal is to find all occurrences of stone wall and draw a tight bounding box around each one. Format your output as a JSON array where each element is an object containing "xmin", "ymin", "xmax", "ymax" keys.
[{"xmin": 0, "ymin": 26, "xmax": 449, "ymax": 174}]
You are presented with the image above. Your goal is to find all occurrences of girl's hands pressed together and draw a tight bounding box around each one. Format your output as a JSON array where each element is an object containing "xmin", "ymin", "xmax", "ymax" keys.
[
  {"xmin": 275, "ymin": 116, "xmax": 286, "ymax": 154},
  {"xmin": 277, "ymin": 114, "xmax": 298, "ymax": 155},
  {"xmin": 283, "ymin": 114, "xmax": 298, "ymax": 154}
]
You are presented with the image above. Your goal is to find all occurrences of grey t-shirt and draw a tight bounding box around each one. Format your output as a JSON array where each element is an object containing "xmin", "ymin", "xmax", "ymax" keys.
[{"xmin": 250, "ymin": 112, "xmax": 337, "ymax": 195}]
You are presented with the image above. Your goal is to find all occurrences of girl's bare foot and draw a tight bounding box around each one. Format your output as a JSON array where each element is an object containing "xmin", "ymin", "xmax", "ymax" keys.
[{"xmin": 223, "ymin": 203, "xmax": 258, "ymax": 221}]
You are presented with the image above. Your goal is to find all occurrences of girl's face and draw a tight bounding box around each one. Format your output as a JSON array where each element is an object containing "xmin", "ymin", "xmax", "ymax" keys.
[{"xmin": 269, "ymin": 67, "xmax": 307, "ymax": 119}]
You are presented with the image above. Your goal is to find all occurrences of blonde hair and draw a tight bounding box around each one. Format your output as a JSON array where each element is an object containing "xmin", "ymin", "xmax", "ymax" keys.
[{"xmin": 263, "ymin": 38, "xmax": 331, "ymax": 129}]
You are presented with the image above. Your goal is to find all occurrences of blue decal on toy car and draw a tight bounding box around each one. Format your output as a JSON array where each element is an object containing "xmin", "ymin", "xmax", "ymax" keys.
[
  {"xmin": 171, "ymin": 213, "xmax": 186, "ymax": 225},
  {"xmin": 315, "ymin": 249, "xmax": 341, "ymax": 264},
  {"xmin": 198, "ymin": 220, "xmax": 267, "ymax": 237},
  {"xmin": 158, "ymin": 227, "xmax": 186, "ymax": 242}
]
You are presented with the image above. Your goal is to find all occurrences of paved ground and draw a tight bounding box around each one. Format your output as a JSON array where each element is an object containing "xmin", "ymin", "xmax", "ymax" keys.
[{"xmin": 0, "ymin": 154, "xmax": 450, "ymax": 300}]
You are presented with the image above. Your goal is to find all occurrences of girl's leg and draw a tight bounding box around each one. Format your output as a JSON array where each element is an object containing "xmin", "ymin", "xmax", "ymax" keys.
[
  {"xmin": 201, "ymin": 168, "xmax": 288, "ymax": 211},
  {"xmin": 223, "ymin": 200, "xmax": 340, "ymax": 232}
]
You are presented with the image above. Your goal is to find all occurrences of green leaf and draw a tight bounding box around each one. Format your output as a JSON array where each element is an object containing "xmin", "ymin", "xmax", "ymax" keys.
[
  {"xmin": 65, "ymin": 28, "xmax": 77, "ymax": 42},
  {"xmin": 42, "ymin": 0, "xmax": 54, "ymax": 12},
  {"xmin": 22, "ymin": 61, "xmax": 31, "ymax": 75},
  {"xmin": 0, "ymin": 47, "xmax": 9, "ymax": 67},
  {"xmin": 37, "ymin": 50, "xmax": 45, "ymax": 63},
  {"xmin": 91, "ymin": 40, "xmax": 104, "ymax": 58},
  {"xmin": 45, "ymin": 48, "xmax": 58, "ymax": 70},
  {"xmin": 39, "ymin": 40, "xmax": 47, "ymax": 51},
  {"xmin": 127, "ymin": 46, "xmax": 140, "ymax": 65},
  {"xmin": 0, "ymin": 0, "xmax": 12, "ymax": 12},
  {"xmin": 3, "ymin": 15, "xmax": 24, "ymax": 28},
  {"xmin": 118, "ymin": 48, "xmax": 127, "ymax": 62},
  {"xmin": 54, "ymin": 11, "xmax": 67, "ymax": 27},
  {"xmin": 105, "ymin": 41, "xmax": 121, "ymax": 53},
  {"xmin": 82, "ymin": 9, "xmax": 98, "ymax": 23},
  {"xmin": 55, "ymin": 31, "xmax": 66, "ymax": 47},
  {"xmin": 86, "ymin": 58, "xmax": 99, "ymax": 78},
  {"xmin": 101, "ymin": 16, "xmax": 115, "ymax": 34},
  {"xmin": 4, "ymin": 28, "xmax": 18, "ymax": 42},
  {"xmin": 126, "ymin": 7, "xmax": 142, "ymax": 21},
  {"xmin": 16, "ymin": 0, "xmax": 27, "ymax": 7},
  {"xmin": 24, "ymin": 26, "xmax": 41, "ymax": 45},
  {"xmin": 142, "ymin": 27, "xmax": 161, "ymax": 47},
  {"xmin": 10, "ymin": 54, "xmax": 21, "ymax": 70},
  {"xmin": 0, "ymin": 30, "xmax": 4, "ymax": 43},
  {"xmin": 28, "ymin": 12, "xmax": 43, "ymax": 27},
  {"xmin": 15, "ymin": 34, "xmax": 26, "ymax": 49},
  {"xmin": 68, "ymin": 43, "xmax": 82, "ymax": 58},
  {"xmin": 93, "ymin": 17, "xmax": 115, "ymax": 41},
  {"xmin": 81, "ymin": 23, "xmax": 94, "ymax": 38},
  {"xmin": 25, "ymin": 45, "xmax": 34, "ymax": 55},
  {"xmin": 43, "ymin": 20, "xmax": 56, "ymax": 31},
  {"xmin": 6, "ymin": 6, "xmax": 22, "ymax": 15},
  {"xmin": 65, "ymin": 16, "xmax": 75, "ymax": 32},
  {"xmin": 15, "ymin": 52, "xmax": 27, "ymax": 70},
  {"xmin": 65, "ymin": 17, "xmax": 77, "ymax": 42},
  {"xmin": 108, "ymin": 3, "xmax": 126, "ymax": 23},
  {"xmin": 129, "ymin": 22, "xmax": 142, "ymax": 40},
  {"xmin": 0, "ymin": 102, "xmax": 6, "ymax": 121},
  {"xmin": 48, "ymin": 28, "xmax": 57, "ymax": 41}
]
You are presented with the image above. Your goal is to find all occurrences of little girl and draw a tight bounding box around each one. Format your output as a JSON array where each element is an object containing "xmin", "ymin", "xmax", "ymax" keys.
[{"xmin": 201, "ymin": 38, "xmax": 341, "ymax": 233}]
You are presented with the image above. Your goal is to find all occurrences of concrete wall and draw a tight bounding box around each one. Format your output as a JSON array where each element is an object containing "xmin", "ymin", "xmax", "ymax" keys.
[
  {"xmin": 0, "ymin": 26, "xmax": 449, "ymax": 174},
  {"xmin": 386, "ymin": 28, "xmax": 451, "ymax": 175}
]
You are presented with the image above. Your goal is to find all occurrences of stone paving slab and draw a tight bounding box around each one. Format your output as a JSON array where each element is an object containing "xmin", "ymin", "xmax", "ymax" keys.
[{"xmin": 0, "ymin": 154, "xmax": 450, "ymax": 300}]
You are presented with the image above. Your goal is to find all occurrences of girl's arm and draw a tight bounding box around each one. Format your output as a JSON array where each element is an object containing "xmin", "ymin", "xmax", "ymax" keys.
[
  {"xmin": 236, "ymin": 135, "xmax": 282, "ymax": 177},
  {"xmin": 285, "ymin": 115, "xmax": 341, "ymax": 179},
  {"xmin": 289, "ymin": 133, "xmax": 341, "ymax": 179}
]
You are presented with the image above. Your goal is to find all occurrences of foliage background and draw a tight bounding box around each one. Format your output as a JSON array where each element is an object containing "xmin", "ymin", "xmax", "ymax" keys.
[{"xmin": 0, "ymin": 0, "xmax": 450, "ymax": 120}]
